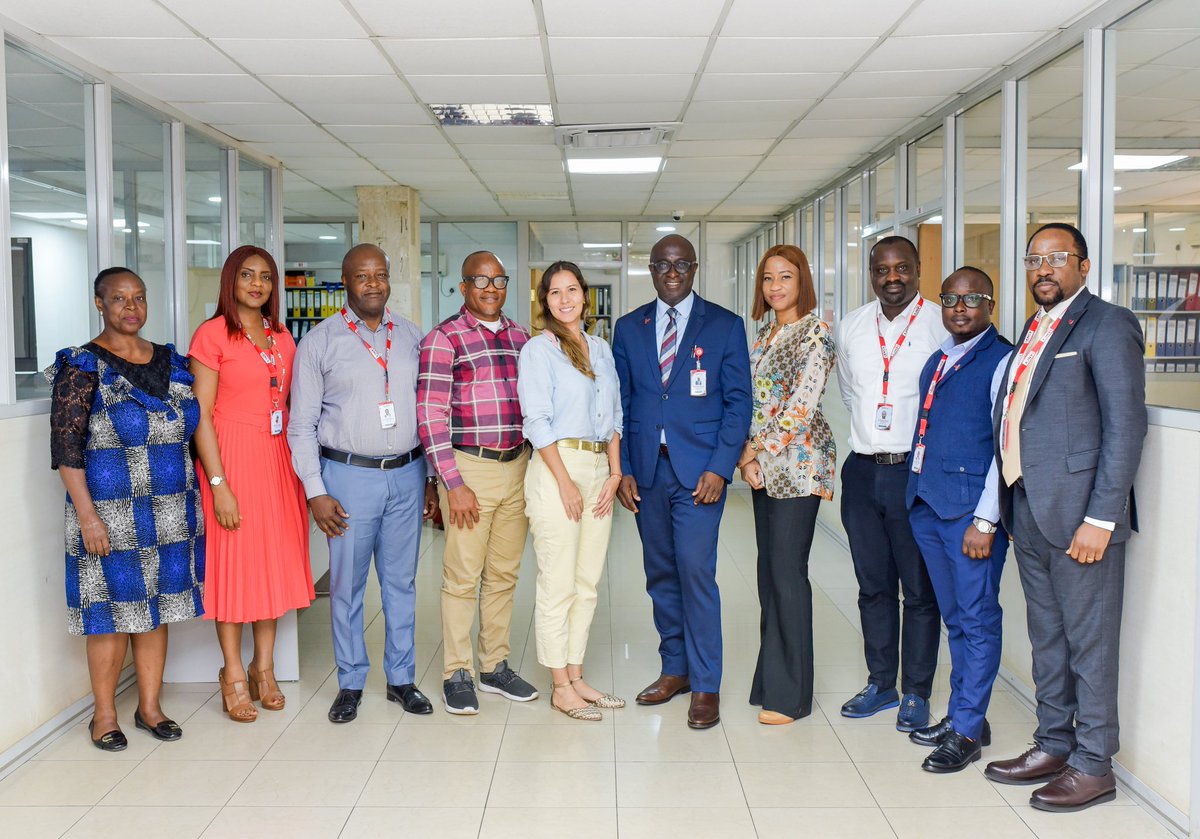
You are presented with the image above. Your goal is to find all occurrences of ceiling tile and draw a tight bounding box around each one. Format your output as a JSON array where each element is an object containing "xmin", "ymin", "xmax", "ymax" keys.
[
  {"xmin": 262, "ymin": 75, "xmax": 417, "ymax": 105},
  {"xmin": 828, "ymin": 68, "xmax": 990, "ymax": 98},
  {"xmin": 286, "ymin": 157, "xmax": 391, "ymax": 172},
  {"xmin": 299, "ymin": 104, "xmax": 431, "ymax": 125},
  {"xmin": 49, "ymin": 37, "xmax": 240, "ymax": 73},
  {"xmin": 252, "ymin": 141, "xmax": 361, "ymax": 159},
  {"xmin": 176, "ymin": 102, "xmax": 311, "ymax": 124},
  {"xmin": 721, "ymin": 0, "xmax": 908, "ymax": 36},
  {"xmin": 0, "ymin": 0, "xmax": 192, "ymax": 36},
  {"xmin": 548, "ymin": 37, "xmax": 708, "ymax": 75},
  {"xmin": 806, "ymin": 96, "xmax": 948, "ymax": 120},
  {"xmin": 684, "ymin": 100, "xmax": 815, "ymax": 123},
  {"xmin": 556, "ymin": 103, "xmax": 684, "ymax": 124},
  {"xmin": 674, "ymin": 121, "xmax": 792, "ymax": 141},
  {"xmin": 159, "ymin": 0, "xmax": 367, "ymax": 38},
  {"xmin": 348, "ymin": 142, "xmax": 461, "ymax": 159},
  {"xmin": 324, "ymin": 125, "xmax": 444, "ymax": 144},
  {"xmin": 406, "ymin": 75, "xmax": 550, "ymax": 103},
  {"xmin": 707, "ymin": 38, "xmax": 877, "ymax": 74},
  {"xmin": 211, "ymin": 124, "xmax": 330, "ymax": 143},
  {"xmin": 789, "ymin": 117, "xmax": 916, "ymax": 138},
  {"xmin": 856, "ymin": 33, "xmax": 1041, "ymax": 72},
  {"xmin": 661, "ymin": 156, "xmax": 760, "ymax": 175},
  {"xmin": 373, "ymin": 158, "xmax": 474, "ymax": 174},
  {"xmin": 379, "ymin": 38, "xmax": 544, "ymax": 75},
  {"xmin": 350, "ymin": 0, "xmax": 539, "ymax": 38},
  {"xmin": 443, "ymin": 126, "xmax": 557, "ymax": 145},
  {"xmin": 894, "ymin": 0, "xmax": 1098, "ymax": 36},
  {"xmin": 212, "ymin": 38, "xmax": 392, "ymax": 75},
  {"xmin": 542, "ymin": 0, "xmax": 725, "ymax": 36},
  {"xmin": 693, "ymin": 73, "xmax": 840, "ymax": 101},
  {"xmin": 773, "ymin": 137, "xmax": 886, "ymax": 156},
  {"xmin": 117, "ymin": 73, "xmax": 280, "ymax": 104},
  {"xmin": 457, "ymin": 144, "xmax": 563, "ymax": 160},
  {"xmin": 669, "ymin": 139, "xmax": 775, "ymax": 157},
  {"xmin": 555, "ymin": 75, "xmax": 694, "ymax": 104},
  {"xmin": 461, "ymin": 159, "xmax": 563, "ymax": 174}
]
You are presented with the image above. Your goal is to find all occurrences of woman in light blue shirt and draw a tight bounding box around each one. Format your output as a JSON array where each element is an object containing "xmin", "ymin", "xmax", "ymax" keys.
[{"xmin": 518, "ymin": 261, "xmax": 624, "ymax": 721}]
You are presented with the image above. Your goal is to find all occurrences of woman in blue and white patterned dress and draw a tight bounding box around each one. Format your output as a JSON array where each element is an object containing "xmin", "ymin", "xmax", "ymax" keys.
[{"xmin": 47, "ymin": 268, "xmax": 205, "ymax": 751}]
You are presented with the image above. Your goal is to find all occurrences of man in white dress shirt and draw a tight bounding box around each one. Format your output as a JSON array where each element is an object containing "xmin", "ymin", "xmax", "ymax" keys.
[{"xmin": 834, "ymin": 235, "xmax": 948, "ymax": 732}]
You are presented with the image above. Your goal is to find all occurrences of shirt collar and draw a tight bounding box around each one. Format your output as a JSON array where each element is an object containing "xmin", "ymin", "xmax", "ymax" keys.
[
  {"xmin": 940, "ymin": 324, "xmax": 994, "ymax": 357},
  {"xmin": 458, "ymin": 305, "xmax": 513, "ymax": 332},
  {"xmin": 873, "ymin": 293, "xmax": 923, "ymax": 323},
  {"xmin": 344, "ymin": 303, "xmax": 391, "ymax": 330},
  {"xmin": 657, "ymin": 291, "xmax": 695, "ymax": 320},
  {"xmin": 1041, "ymin": 285, "xmax": 1086, "ymax": 321}
]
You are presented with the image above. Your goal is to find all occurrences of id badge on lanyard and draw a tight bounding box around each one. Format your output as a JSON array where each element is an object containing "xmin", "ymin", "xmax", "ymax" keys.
[
  {"xmin": 343, "ymin": 307, "xmax": 395, "ymax": 428},
  {"xmin": 246, "ymin": 320, "xmax": 285, "ymax": 435},
  {"xmin": 689, "ymin": 345, "xmax": 707, "ymax": 397},
  {"xmin": 875, "ymin": 299, "xmax": 923, "ymax": 433}
]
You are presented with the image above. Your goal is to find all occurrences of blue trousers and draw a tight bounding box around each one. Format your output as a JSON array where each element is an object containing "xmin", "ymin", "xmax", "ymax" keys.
[
  {"xmin": 321, "ymin": 457, "xmax": 425, "ymax": 689},
  {"xmin": 635, "ymin": 452, "xmax": 726, "ymax": 693},
  {"xmin": 909, "ymin": 499, "xmax": 1007, "ymax": 741}
]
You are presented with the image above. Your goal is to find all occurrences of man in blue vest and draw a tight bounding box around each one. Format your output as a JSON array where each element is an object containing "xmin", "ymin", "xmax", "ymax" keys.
[{"xmin": 904, "ymin": 266, "xmax": 1013, "ymax": 772}]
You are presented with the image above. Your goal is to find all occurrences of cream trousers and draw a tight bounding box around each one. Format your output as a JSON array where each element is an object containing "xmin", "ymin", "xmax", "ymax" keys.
[{"xmin": 524, "ymin": 446, "xmax": 614, "ymax": 669}]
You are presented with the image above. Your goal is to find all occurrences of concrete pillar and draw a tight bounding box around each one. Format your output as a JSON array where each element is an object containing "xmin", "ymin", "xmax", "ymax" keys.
[{"xmin": 356, "ymin": 185, "xmax": 420, "ymax": 321}]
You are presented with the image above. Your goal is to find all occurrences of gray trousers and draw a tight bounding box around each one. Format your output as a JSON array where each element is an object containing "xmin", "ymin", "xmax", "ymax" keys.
[{"xmin": 1012, "ymin": 484, "xmax": 1125, "ymax": 775}]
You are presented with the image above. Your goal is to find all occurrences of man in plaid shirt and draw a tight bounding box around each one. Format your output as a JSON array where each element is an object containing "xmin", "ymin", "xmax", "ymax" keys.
[{"xmin": 418, "ymin": 250, "xmax": 538, "ymax": 714}]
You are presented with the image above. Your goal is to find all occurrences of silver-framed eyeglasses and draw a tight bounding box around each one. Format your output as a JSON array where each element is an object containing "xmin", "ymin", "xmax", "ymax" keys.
[
  {"xmin": 939, "ymin": 293, "xmax": 994, "ymax": 309},
  {"xmin": 463, "ymin": 275, "xmax": 510, "ymax": 289},
  {"xmin": 1022, "ymin": 252, "xmax": 1083, "ymax": 271},
  {"xmin": 649, "ymin": 259, "xmax": 696, "ymax": 276}
]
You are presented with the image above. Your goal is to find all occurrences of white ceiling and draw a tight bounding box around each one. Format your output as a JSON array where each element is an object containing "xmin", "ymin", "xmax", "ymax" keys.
[{"xmin": 0, "ymin": 0, "xmax": 1122, "ymax": 223}]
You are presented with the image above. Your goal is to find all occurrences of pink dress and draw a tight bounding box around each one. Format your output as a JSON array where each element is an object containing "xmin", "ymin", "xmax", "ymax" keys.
[{"xmin": 190, "ymin": 318, "xmax": 314, "ymax": 622}]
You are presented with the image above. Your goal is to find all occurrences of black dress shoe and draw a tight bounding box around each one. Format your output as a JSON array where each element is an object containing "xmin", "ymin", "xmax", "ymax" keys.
[
  {"xmin": 910, "ymin": 717, "xmax": 990, "ymax": 747},
  {"xmin": 328, "ymin": 688, "xmax": 363, "ymax": 723},
  {"xmin": 387, "ymin": 683, "xmax": 433, "ymax": 714},
  {"xmin": 88, "ymin": 719, "xmax": 127, "ymax": 752},
  {"xmin": 922, "ymin": 730, "xmax": 983, "ymax": 773},
  {"xmin": 133, "ymin": 709, "xmax": 182, "ymax": 741}
]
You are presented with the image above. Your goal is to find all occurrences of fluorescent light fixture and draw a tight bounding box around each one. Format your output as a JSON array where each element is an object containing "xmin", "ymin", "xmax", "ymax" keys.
[
  {"xmin": 1068, "ymin": 154, "xmax": 1187, "ymax": 171},
  {"xmin": 655, "ymin": 225, "xmax": 676, "ymax": 232},
  {"xmin": 319, "ymin": 235, "xmax": 338, "ymax": 240},
  {"xmin": 70, "ymin": 219, "xmax": 87, "ymax": 226},
  {"xmin": 122, "ymin": 228, "xmax": 132, "ymax": 233},
  {"xmin": 1113, "ymin": 186, "xmax": 1123, "ymax": 191},
  {"xmin": 1132, "ymin": 252, "xmax": 1161, "ymax": 257},
  {"xmin": 187, "ymin": 239, "xmax": 221, "ymax": 245},
  {"xmin": 925, "ymin": 215, "xmax": 943, "ymax": 224},
  {"xmin": 431, "ymin": 103, "xmax": 553, "ymax": 126},
  {"xmin": 208, "ymin": 196, "xmax": 222, "ymax": 203},
  {"xmin": 582, "ymin": 243, "xmax": 621, "ymax": 248},
  {"xmin": 847, "ymin": 242, "xmax": 859, "ymax": 247},
  {"xmin": 1132, "ymin": 227, "xmax": 1148, "ymax": 233},
  {"xmin": 629, "ymin": 268, "xmax": 651, "ymax": 276},
  {"xmin": 566, "ymin": 156, "xmax": 662, "ymax": 175},
  {"xmin": 1169, "ymin": 227, "xmax": 1187, "ymax": 232},
  {"xmin": 13, "ymin": 211, "xmax": 86, "ymax": 220}
]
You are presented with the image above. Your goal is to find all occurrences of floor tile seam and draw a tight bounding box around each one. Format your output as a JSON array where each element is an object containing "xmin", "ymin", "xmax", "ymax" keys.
[
  {"xmin": 53, "ymin": 803, "xmax": 91, "ymax": 839},
  {"xmin": 721, "ymin": 714, "xmax": 762, "ymax": 838}
]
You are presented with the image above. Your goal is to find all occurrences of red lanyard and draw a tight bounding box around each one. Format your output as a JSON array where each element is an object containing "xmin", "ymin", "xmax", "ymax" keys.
[
  {"xmin": 342, "ymin": 307, "xmax": 392, "ymax": 399},
  {"xmin": 243, "ymin": 318, "xmax": 283, "ymax": 411},
  {"xmin": 876, "ymin": 297, "xmax": 924, "ymax": 399},
  {"xmin": 913, "ymin": 353, "xmax": 949, "ymax": 447},
  {"xmin": 1001, "ymin": 312, "xmax": 1061, "ymax": 448}
]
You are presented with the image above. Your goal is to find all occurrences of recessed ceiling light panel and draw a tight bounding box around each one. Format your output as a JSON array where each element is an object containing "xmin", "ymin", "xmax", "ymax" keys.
[{"xmin": 431, "ymin": 104, "xmax": 554, "ymax": 126}]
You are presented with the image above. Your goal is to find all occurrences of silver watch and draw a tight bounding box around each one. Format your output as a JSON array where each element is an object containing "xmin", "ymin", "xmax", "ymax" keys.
[
  {"xmin": 972, "ymin": 517, "xmax": 997, "ymax": 534},
  {"xmin": 210, "ymin": 475, "xmax": 226, "ymax": 488}
]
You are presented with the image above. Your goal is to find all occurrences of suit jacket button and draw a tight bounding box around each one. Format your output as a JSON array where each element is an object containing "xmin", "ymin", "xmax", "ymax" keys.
[
  {"xmin": 662, "ymin": 394, "xmax": 668, "ymax": 400},
  {"xmin": 959, "ymin": 466, "xmax": 965, "ymax": 472}
]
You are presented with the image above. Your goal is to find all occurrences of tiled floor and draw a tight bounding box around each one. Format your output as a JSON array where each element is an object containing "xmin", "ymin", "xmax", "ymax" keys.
[{"xmin": 0, "ymin": 488, "xmax": 1175, "ymax": 838}]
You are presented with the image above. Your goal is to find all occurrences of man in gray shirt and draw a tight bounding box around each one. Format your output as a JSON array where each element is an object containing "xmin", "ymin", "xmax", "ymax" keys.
[{"xmin": 290, "ymin": 243, "xmax": 438, "ymax": 723}]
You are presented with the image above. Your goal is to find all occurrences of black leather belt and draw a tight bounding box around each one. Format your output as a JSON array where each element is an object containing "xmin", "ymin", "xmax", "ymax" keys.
[
  {"xmin": 659, "ymin": 443, "xmax": 670, "ymax": 456},
  {"xmin": 321, "ymin": 445, "xmax": 422, "ymax": 470},
  {"xmin": 453, "ymin": 442, "xmax": 530, "ymax": 463},
  {"xmin": 855, "ymin": 451, "xmax": 909, "ymax": 466}
]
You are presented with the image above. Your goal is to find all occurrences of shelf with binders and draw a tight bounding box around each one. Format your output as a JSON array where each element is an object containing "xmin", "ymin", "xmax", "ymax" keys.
[
  {"xmin": 284, "ymin": 271, "xmax": 346, "ymax": 340},
  {"xmin": 586, "ymin": 284, "xmax": 613, "ymax": 342},
  {"xmin": 1115, "ymin": 264, "xmax": 1200, "ymax": 374}
]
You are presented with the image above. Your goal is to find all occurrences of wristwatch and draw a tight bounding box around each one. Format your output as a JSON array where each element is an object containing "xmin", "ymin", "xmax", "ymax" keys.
[
  {"xmin": 209, "ymin": 475, "xmax": 226, "ymax": 488},
  {"xmin": 972, "ymin": 517, "xmax": 997, "ymax": 534}
]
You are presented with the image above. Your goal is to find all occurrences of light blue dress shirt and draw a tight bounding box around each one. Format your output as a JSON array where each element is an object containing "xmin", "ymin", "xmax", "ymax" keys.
[
  {"xmin": 655, "ymin": 292, "xmax": 695, "ymax": 443},
  {"xmin": 936, "ymin": 329, "xmax": 1012, "ymax": 524},
  {"xmin": 517, "ymin": 331, "xmax": 623, "ymax": 450}
]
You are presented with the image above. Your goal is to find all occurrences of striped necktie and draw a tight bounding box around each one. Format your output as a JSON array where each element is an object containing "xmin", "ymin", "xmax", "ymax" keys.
[{"xmin": 659, "ymin": 307, "xmax": 679, "ymax": 386}]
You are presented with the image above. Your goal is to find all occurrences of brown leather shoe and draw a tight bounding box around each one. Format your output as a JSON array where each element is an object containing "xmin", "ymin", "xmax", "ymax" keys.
[
  {"xmin": 687, "ymin": 692, "xmax": 720, "ymax": 729},
  {"xmin": 636, "ymin": 674, "xmax": 691, "ymax": 706},
  {"xmin": 1030, "ymin": 766, "xmax": 1116, "ymax": 812},
  {"xmin": 984, "ymin": 746, "xmax": 1068, "ymax": 785}
]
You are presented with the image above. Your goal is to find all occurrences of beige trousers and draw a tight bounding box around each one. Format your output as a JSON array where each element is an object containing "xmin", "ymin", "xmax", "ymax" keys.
[
  {"xmin": 524, "ymin": 447, "xmax": 614, "ymax": 669},
  {"xmin": 439, "ymin": 450, "xmax": 530, "ymax": 679}
]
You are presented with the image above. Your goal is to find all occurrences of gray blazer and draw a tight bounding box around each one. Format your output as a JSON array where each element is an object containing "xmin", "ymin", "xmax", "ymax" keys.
[{"xmin": 993, "ymin": 288, "xmax": 1147, "ymax": 548}]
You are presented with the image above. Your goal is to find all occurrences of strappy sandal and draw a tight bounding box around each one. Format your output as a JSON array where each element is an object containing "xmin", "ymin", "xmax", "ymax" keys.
[
  {"xmin": 571, "ymin": 676, "xmax": 626, "ymax": 709},
  {"xmin": 219, "ymin": 667, "xmax": 258, "ymax": 723},
  {"xmin": 247, "ymin": 665, "xmax": 286, "ymax": 711},
  {"xmin": 551, "ymin": 682, "xmax": 602, "ymax": 721}
]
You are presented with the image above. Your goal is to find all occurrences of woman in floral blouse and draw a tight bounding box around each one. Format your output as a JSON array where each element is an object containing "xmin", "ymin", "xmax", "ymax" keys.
[{"xmin": 738, "ymin": 244, "xmax": 836, "ymax": 725}]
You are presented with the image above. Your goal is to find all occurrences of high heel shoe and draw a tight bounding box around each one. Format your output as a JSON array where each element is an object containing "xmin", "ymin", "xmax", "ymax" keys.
[
  {"xmin": 247, "ymin": 665, "xmax": 286, "ymax": 711},
  {"xmin": 571, "ymin": 676, "xmax": 625, "ymax": 709},
  {"xmin": 219, "ymin": 667, "xmax": 258, "ymax": 723},
  {"xmin": 550, "ymin": 683, "xmax": 602, "ymax": 721}
]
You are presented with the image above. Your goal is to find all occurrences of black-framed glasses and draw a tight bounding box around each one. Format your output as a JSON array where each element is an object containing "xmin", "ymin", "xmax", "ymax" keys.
[
  {"xmin": 463, "ymin": 275, "xmax": 510, "ymax": 290},
  {"xmin": 649, "ymin": 259, "xmax": 696, "ymax": 276},
  {"xmin": 1022, "ymin": 252, "xmax": 1083, "ymax": 271},
  {"xmin": 939, "ymin": 292, "xmax": 994, "ymax": 309}
]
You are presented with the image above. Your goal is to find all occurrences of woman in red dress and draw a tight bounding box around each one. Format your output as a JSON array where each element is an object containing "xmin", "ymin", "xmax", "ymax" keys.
[{"xmin": 191, "ymin": 245, "xmax": 314, "ymax": 723}]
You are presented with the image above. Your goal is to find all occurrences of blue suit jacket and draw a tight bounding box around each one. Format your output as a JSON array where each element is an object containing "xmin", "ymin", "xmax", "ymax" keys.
[{"xmin": 612, "ymin": 295, "xmax": 752, "ymax": 490}]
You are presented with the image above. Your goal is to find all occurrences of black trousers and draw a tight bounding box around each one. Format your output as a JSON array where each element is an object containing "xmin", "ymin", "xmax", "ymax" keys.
[
  {"xmin": 840, "ymin": 454, "xmax": 940, "ymax": 697},
  {"xmin": 749, "ymin": 490, "xmax": 820, "ymax": 719}
]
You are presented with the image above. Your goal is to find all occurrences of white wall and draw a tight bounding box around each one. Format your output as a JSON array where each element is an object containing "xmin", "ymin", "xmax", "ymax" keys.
[{"xmin": 10, "ymin": 218, "xmax": 91, "ymax": 371}]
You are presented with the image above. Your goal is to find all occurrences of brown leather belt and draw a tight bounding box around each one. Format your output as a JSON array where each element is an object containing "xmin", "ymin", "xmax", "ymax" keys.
[{"xmin": 453, "ymin": 442, "xmax": 530, "ymax": 463}]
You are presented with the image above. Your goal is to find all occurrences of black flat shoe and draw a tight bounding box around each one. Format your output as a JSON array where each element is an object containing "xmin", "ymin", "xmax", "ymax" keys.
[
  {"xmin": 387, "ymin": 683, "xmax": 433, "ymax": 714},
  {"xmin": 922, "ymin": 730, "xmax": 983, "ymax": 773},
  {"xmin": 328, "ymin": 688, "xmax": 363, "ymax": 723},
  {"xmin": 88, "ymin": 719, "xmax": 127, "ymax": 752},
  {"xmin": 133, "ymin": 709, "xmax": 182, "ymax": 741}
]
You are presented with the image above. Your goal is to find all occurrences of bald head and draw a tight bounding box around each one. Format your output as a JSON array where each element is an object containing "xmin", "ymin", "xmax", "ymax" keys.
[
  {"xmin": 462, "ymin": 250, "xmax": 504, "ymax": 278},
  {"xmin": 342, "ymin": 243, "xmax": 388, "ymax": 277},
  {"xmin": 942, "ymin": 265, "xmax": 994, "ymax": 296},
  {"xmin": 649, "ymin": 234, "xmax": 697, "ymax": 306},
  {"xmin": 650, "ymin": 234, "xmax": 695, "ymax": 263}
]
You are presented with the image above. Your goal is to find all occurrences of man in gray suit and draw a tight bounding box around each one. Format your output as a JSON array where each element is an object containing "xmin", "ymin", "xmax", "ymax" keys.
[{"xmin": 984, "ymin": 223, "xmax": 1147, "ymax": 812}]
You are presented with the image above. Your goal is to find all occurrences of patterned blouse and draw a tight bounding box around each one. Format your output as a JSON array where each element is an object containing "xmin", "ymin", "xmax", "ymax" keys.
[{"xmin": 748, "ymin": 314, "xmax": 837, "ymax": 500}]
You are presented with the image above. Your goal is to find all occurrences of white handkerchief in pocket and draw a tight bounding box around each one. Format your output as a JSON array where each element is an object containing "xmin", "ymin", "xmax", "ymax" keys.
[{"xmin": 1054, "ymin": 351, "xmax": 1078, "ymax": 359}]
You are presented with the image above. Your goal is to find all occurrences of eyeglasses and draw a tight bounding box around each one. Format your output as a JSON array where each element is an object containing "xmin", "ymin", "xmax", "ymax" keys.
[
  {"xmin": 939, "ymin": 293, "xmax": 994, "ymax": 309},
  {"xmin": 649, "ymin": 259, "xmax": 696, "ymax": 276},
  {"xmin": 1022, "ymin": 252, "xmax": 1083, "ymax": 271},
  {"xmin": 463, "ymin": 275, "xmax": 510, "ymax": 290}
]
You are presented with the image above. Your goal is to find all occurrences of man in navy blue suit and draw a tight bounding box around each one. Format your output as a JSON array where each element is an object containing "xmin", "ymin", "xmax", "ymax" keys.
[{"xmin": 613, "ymin": 234, "xmax": 752, "ymax": 730}]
